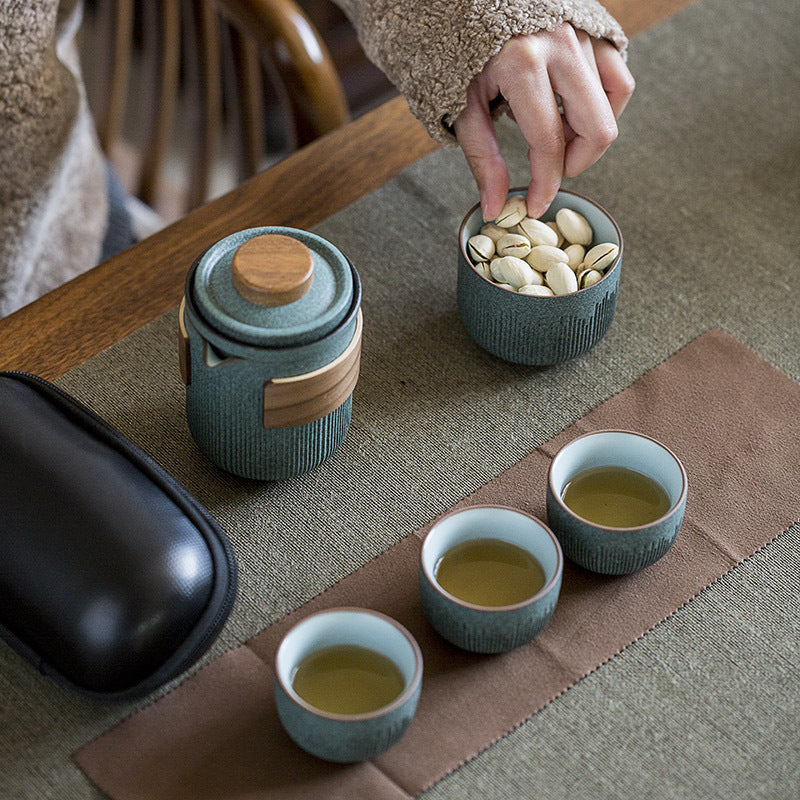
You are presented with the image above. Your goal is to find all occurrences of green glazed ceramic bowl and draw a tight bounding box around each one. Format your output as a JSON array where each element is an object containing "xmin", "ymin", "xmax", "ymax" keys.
[
  {"xmin": 274, "ymin": 608, "xmax": 423, "ymax": 763},
  {"xmin": 418, "ymin": 506, "xmax": 563, "ymax": 654},
  {"xmin": 546, "ymin": 430, "xmax": 688, "ymax": 574},
  {"xmin": 458, "ymin": 189, "xmax": 622, "ymax": 365}
]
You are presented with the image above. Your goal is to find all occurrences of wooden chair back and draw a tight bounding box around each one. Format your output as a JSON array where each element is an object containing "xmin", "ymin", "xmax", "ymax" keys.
[{"xmin": 81, "ymin": 0, "xmax": 349, "ymax": 219}]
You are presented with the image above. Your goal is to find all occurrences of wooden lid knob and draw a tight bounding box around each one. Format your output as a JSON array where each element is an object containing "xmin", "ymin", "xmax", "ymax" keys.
[{"xmin": 232, "ymin": 234, "xmax": 314, "ymax": 306}]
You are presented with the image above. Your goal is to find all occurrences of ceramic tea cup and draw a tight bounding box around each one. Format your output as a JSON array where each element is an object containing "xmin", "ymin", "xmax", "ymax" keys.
[
  {"xmin": 274, "ymin": 607, "xmax": 423, "ymax": 763},
  {"xmin": 418, "ymin": 506, "xmax": 563, "ymax": 653},
  {"xmin": 546, "ymin": 430, "xmax": 688, "ymax": 574},
  {"xmin": 457, "ymin": 189, "xmax": 622, "ymax": 365}
]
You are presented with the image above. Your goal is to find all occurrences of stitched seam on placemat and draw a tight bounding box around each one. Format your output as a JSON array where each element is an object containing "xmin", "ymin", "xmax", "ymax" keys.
[
  {"xmin": 414, "ymin": 519, "xmax": 800, "ymax": 795},
  {"xmin": 71, "ymin": 328, "xmax": 728, "ymax": 752},
  {"xmin": 72, "ymin": 326, "xmax": 797, "ymax": 798}
]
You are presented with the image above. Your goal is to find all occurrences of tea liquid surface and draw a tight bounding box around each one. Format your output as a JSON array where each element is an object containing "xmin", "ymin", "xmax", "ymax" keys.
[
  {"xmin": 292, "ymin": 644, "xmax": 405, "ymax": 714},
  {"xmin": 434, "ymin": 537, "xmax": 546, "ymax": 606},
  {"xmin": 562, "ymin": 465, "xmax": 671, "ymax": 527}
]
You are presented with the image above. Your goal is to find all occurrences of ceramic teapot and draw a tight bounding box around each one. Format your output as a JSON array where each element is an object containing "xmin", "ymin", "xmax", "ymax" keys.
[{"xmin": 179, "ymin": 227, "xmax": 362, "ymax": 480}]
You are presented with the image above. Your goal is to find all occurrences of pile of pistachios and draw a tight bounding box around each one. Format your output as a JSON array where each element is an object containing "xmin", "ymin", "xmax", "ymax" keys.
[{"xmin": 466, "ymin": 195, "xmax": 619, "ymax": 296}]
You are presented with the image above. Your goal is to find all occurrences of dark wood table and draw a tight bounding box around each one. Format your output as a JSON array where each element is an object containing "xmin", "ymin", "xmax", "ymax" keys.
[{"xmin": 0, "ymin": 0, "xmax": 696, "ymax": 381}]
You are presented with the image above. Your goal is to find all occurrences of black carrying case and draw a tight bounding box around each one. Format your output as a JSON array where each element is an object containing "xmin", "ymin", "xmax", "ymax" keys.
[{"xmin": 0, "ymin": 371, "xmax": 238, "ymax": 702}]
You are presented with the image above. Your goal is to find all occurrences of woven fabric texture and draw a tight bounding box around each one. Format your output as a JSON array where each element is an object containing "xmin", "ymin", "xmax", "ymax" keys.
[{"xmin": 1, "ymin": 0, "xmax": 798, "ymax": 796}]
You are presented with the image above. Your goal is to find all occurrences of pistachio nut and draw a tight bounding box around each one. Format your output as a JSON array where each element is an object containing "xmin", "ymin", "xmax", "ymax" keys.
[
  {"xmin": 546, "ymin": 221, "xmax": 565, "ymax": 248},
  {"xmin": 564, "ymin": 244, "xmax": 585, "ymax": 271},
  {"xmin": 578, "ymin": 268, "xmax": 603, "ymax": 289},
  {"xmin": 490, "ymin": 255, "xmax": 537, "ymax": 289},
  {"xmin": 518, "ymin": 283, "xmax": 554, "ymax": 297},
  {"xmin": 479, "ymin": 222, "xmax": 507, "ymax": 244},
  {"xmin": 472, "ymin": 260, "xmax": 493, "ymax": 281},
  {"xmin": 496, "ymin": 233, "xmax": 532, "ymax": 259},
  {"xmin": 525, "ymin": 245, "xmax": 569, "ymax": 272},
  {"xmin": 583, "ymin": 242, "xmax": 619, "ymax": 271},
  {"xmin": 467, "ymin": 234, "xmax": 495, "ymax": 262},
  {"xmin": 517, "ymin": 269, "xmax": 543, "ymax": 286},
  {"xmin": 466, "ymin": 201, "xmax": 617, "ymax": 299},
  {"xmin": 546, "ymin": 262, "xmax": 579, "ymax": 295},
  {"xmin": 516, "ymin": 216, "xmax": 559, "ymax": 247},
  {"xmin": 495, "ymin": 195, "xmax": 527, "ymax": 228},
  {"xmin": 555, "ymin": 208, "xmax": 593, "ymax": 246}
]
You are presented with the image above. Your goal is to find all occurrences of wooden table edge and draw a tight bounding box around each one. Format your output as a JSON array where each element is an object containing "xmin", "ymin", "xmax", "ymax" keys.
[
  {"xmin": 0, "ymin": 96, "xmax": 436, "ymax": 380},
  {"xmin": 0, "ymin": 0, "xmax": 698, "ymax": 381}
]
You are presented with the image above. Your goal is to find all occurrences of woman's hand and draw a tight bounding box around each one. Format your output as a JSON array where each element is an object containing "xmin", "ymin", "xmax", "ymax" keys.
[{"xmin": 453, "ymin": 23, "xmax": 635, "ymax": 221}]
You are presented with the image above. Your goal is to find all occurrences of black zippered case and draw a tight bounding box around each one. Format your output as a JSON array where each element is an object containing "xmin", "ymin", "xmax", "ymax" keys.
[{"xmin": 0, "ymin": 371, "xmax": 238, "ymax": 702}]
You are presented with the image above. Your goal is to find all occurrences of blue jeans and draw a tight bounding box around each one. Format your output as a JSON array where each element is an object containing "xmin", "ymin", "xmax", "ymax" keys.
[{"xmin": 100, "ymin": 163, "xmax": 137, "ymax": 262}]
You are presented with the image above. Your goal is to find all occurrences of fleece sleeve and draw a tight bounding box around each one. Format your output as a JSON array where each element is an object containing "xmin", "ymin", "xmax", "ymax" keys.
[
  {"xmin": 333, "ymin": 0, "xmax": 627, "ymax": 144},
  {"xmin": 0, "ymin": 0, "xmax": 107, "ymax": 316}
]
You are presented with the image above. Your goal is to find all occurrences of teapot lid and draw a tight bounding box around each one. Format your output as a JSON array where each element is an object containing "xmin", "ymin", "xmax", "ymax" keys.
[{"xmin": 191, "ymin": 227, "xmax": 353, "ymax": 347}]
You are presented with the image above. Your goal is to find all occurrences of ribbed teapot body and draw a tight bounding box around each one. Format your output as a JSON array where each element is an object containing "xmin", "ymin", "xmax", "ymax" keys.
[{"xmin": 179, "ymin": 227, "xmax": 362, "ymax": 480}]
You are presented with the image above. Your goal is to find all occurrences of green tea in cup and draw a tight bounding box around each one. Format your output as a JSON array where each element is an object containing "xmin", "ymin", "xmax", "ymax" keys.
[
  {"xmin": 292, "ymin": 643, "xmax": 405, "ymax": 714},
  {"xmin": 435, "ymin": 537, "xmax": 546, "ymax": 606},
  {"xmin": 275, "ymin": 608, "xmax": 423, "ymax": 762},
  {"xmin": 547, "ymin": 430, "xmax": 687, "ymax": 573},
  {"xmin": 419, "ymin": 506, "xmax": 563, "ymax": 653},
  {"xmin": 562, "ymin": 465, "xmax": 671, "ymax": 528}
]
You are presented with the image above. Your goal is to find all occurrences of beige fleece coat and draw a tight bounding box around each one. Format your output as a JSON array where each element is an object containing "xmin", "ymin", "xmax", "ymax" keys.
[
  {"xmin": 0, "ymin": 0, "xmax": 626, "ymax": 317},
  {"xmin": 336, "ymin": 0, "xmax": 627, "ymax": 143},
  {"xmin": 0, "ymin": 0, "xmax": 107, "ymax": 317}
]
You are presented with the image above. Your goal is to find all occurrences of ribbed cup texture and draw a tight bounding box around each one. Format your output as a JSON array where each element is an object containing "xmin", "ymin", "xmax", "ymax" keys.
[
  {"xmin": 563, "ymin": 532, "xmax": 677, "ymax": 575},
  {"xmin": 274, "ymin": 678, "xmax": 419, "ymax": 763},
  {"xmin": 288, "ymin": 713, "xmax": 414, "ymax": 763},
  {"xmin": 546, "ymin": 492, "xmax": 684, "ymax": 575},
  {"xmin": 187, "ymin": 390, "xmax": 352, "ymax": 480},
  {"xmin": 432, "ymin": 601, "xmax": 557, "ymax": 654},
  {"xmin": 457, "ymin": 255, "xmax": 620, "ymax": 366}
]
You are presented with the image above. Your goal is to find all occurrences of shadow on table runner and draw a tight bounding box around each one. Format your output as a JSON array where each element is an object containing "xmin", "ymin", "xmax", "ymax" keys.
[{"xmin": 75, "ymin": 329, "xmax": 800, "ymax": 800}]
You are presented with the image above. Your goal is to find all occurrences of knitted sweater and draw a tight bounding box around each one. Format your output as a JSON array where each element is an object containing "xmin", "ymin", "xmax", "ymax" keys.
[{"xmin": 0, "ymin": 0, "xmax": 626, "ymax": 317}]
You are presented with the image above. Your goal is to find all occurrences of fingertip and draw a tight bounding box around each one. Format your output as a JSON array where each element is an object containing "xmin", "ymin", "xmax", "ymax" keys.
[
  {"xmin": 526, "ymin": 170, "xmax": 561, "ymax": 219},
  {"xmin": 481, "ymin": 186, "xmax": 506, "ymax": 221},
  {"xmin": 475, "ymin": 166, "xmax": 510, "ymax": 221},
  {"xmin": 454, "ymin": 109, "xmax": 510, "ymax": 221},
  {"xmin": 525, "ymin": 188, "xmax": 553, "ymax": 220},
  {"xmin": 526, "ymin": 201, "xmax": 549, "ymax": 220},
  {"xmin": 480, "ymin": 191, "xmax": 493, "ymax": 222}
]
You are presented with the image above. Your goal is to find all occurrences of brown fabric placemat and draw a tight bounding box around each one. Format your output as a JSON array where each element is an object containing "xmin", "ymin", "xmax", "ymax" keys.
[{"xmin": 74, "ymin": 329, "xmax": 800, "ymax": 800}]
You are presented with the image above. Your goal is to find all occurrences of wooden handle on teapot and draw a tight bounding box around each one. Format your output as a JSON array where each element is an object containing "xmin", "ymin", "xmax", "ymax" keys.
[
  {"xmin": 263, "ymin": 311, "xmax": 363, "ymax": 428},
  {"xmin": 178, "ymin": 297, "xmax": 190, "ymax": 385}
]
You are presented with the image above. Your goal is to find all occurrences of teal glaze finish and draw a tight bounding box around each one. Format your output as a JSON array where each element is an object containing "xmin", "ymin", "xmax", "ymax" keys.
[
  {"xmin": 274, "ymin": 673, "xmax": 421, "ymax": 763},
  {"xmin": 546, "ymin": 490, "xmax": 685, "ymax": 574},
  {"xmin": 457, "ymin": 190, "xmax": 622, "ymax": 366},
  {"xmin": 183, "ymin": 227, "xmax": 361, "ymax": 481},
  {"xmin": 184, "ymin": 279, "xmax": 359, "ymax": 378},
  {"xmin": 418, "ymin": 506, "xmax": 563, "ymax": 654},
  {"xmin": 274, "ymin": 608, "xmax": 423, "ymax": 763},
  {"xmin": 418, "ymin": 564, "xmax": 561, "ymax": 654},
  {"xmin": 184, "ymin": 348, "xmax": 352, "ymax": 480},
  {"xmin": 193, "ymin": 227, "xmax": 353, "ymax": 347},
  {"xmin": 546, "ymin": 430, "xmax": 688, "ymax": 575}
]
